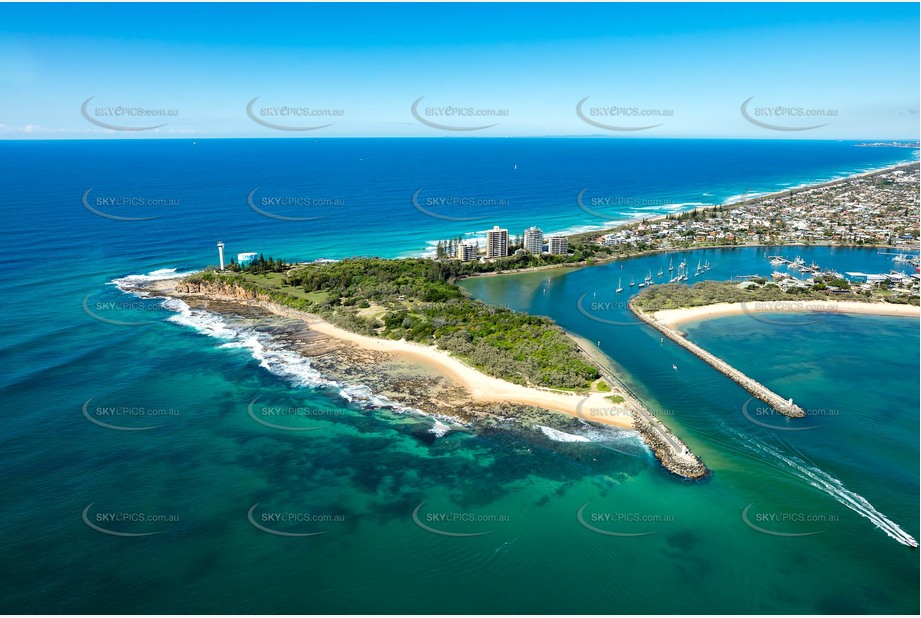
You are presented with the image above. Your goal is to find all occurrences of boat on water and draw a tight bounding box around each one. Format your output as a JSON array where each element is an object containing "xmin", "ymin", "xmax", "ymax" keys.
[
  {"xmin": 695, "ymin": 260, "xmax": 702, "ymax": 275},
  {"xmin": 768, "ymin": 255, "xmax": 786, "ymax": 266},
  {"xmin": 616, "ymin": 277, "xmax": 623, "ymax": 293},
  {"xmin": 657, "ymin": 266, "xmax": 664, "ymax": 277},
  {"xmin": 669, "ymin": 261, "xmax": 690, "ymax": 283},
  {"xmin": 703, "ymin": 259, "xmax": 711, "ymax": 271},
  {"xmin": 668, "ymin": 258, "xmax": 674, "ymax": 272},
  {"xmin": 638, "ymin": 282, "xmax": 646, "ymax": 288},
  {"xmin": 629, "ymin": 276, "xmax": 636, "ymax": 287}
]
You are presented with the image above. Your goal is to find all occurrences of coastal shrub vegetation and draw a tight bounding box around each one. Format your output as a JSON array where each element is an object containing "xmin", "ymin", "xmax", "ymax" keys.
[
  {"xmin": 187, "ymin": 258, "xmax": 600, "ymax": 389},
  {"xmin": 632, "ymin": 279, "xmax": 918, "ymax": 312}
]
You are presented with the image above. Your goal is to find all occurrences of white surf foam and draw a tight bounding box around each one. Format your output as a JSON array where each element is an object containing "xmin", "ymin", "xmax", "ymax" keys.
[
  {"xmin": 536, "ymin": 423, "xmax": 649, "ymax": 458},
  {"xmin": 163, "ymin": 297, "xmax": 239, "ymax": 340},
  {"xmin": 722, "ymin": 191, "xmax": 770, "ymax": 205},
  {"xmin": 429, "ymin": 419, "xmax": 453, "ymax": 437},
  {"xmin": 575, "ymin": 423, "xmax": 651, "ymax": 457},
  {"xmin": 537, "ymin": 425, "xmax": 592, "ymax": 443},
  {"xmin": 157, "ymin": 297, "xmax": 447, "ymax": 423},
  {"xmin": 339, "ymin": 384, "xmax": 410, "ymax": 411},
  {"xmin": 108, "ymin": 268, "xmax": 462, "ymax": 435},
  {"xmin": 111, "ymin": 268, "xmax": 192, "ymax": 290},
  {"xmin": 162, "ymin": 298, "xmax": 334, "ymax": 389}
]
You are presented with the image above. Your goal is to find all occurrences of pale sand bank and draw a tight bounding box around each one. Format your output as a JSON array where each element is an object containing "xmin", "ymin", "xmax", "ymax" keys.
[
  {"xmin": 259, "ymin": 303, "xmax": 634, "ymax": 430},
  {"xmin": 653, "ymin": 300, "xmax": 920, "ymax": 329}
]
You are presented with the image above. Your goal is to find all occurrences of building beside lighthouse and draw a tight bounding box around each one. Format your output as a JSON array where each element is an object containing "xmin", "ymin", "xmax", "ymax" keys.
[{"xmin": 237, "ymin": 252, "xmax": 258, "ymax": 266}]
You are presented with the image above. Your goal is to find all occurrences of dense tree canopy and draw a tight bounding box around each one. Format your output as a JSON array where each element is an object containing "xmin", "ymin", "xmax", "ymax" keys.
[{"xmin": 190, "ymin": 257, "xmax": 600, "ymax": 389}]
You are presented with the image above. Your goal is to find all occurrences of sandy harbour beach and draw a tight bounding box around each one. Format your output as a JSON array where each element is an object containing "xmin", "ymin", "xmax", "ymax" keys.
[{"xmin": 653, "ymin": 300, "xmax": 920, "ymax": 329}]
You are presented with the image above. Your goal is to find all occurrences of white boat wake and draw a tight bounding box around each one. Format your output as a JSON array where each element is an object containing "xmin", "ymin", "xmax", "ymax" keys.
[{"xmin": 732, "ymin": 428, "xmax": 918, "ymax": 548}]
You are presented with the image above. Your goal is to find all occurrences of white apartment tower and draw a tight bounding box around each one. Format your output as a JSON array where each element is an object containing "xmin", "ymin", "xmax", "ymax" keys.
[
  {"xmin": 523, "ymin": 226, "xmax": 544, "ymax": 254},
  {"xmin": 548, "ymin": 235, "xmax": 568, "ymax": 255},
  {"xmin": 457, "ymin": 242, "xmax": 477, "ymax": 262},
  {"xmin": 486, "ymin": 226, "xmax": 509, "ymax": 259}
]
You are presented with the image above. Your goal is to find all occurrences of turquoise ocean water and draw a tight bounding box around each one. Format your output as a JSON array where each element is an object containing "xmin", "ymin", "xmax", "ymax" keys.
[{"xmin": 0, "ymin": 139, "xmax": 918, "ymax": 613}]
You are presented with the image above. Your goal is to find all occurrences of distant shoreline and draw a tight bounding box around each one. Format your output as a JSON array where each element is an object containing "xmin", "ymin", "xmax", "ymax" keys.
[
  {"xmin": 653, "ymin": 300, "xmax": 921, "ymax": 329},
  {"xmin": 444, "ymin": 158, "xmax": 920, "ymax": 254},
  {"xmin": 455, "ymin": 160, "xmax": 919, "ymax": 282},
  {"xmin": 458, "ymin": 238, "xmax": 913, "ymax": 285},
  {"xmin": 639, "ymin": 161, "xmax": 919, "ymax": 228}
]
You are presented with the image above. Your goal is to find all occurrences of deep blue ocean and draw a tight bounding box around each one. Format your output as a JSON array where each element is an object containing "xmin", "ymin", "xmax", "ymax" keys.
[{"xmin": 0, "ymin": 138, "xmax": 918, "ymax": 614}]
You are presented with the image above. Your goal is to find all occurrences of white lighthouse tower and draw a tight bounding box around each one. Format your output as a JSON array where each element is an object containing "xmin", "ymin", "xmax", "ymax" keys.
[{"xmin": 217, "ymin": 241, "xmax": 225, "ymax": 271}]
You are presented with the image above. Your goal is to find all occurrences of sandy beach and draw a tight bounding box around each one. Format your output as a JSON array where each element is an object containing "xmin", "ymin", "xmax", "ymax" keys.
[
  {"xmin": 653, "ymin": 300, "xmax": 920, "ymax": 329},
  {"xmin": 271, "ymin": 306, "xmax": 633, "ymax": 429},
  {"xmin": 148, "ymin": 279, "xmax": 633, "ymax": 430}
]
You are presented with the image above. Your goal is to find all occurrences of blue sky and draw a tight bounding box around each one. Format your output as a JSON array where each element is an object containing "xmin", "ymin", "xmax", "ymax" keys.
[{"xmin": 1, "ymin": 2, "xmax": 918, "ymax": 139}]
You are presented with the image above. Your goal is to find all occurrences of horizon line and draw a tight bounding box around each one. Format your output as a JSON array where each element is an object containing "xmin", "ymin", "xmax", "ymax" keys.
[{"xmin": 1, "ymin": 136, "xmax": 919, "ymax": 142}]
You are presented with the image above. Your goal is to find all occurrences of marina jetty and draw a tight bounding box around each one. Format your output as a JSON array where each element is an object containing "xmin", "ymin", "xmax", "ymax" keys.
[
  {"xmin": 628, "ymin": 300, "xmax": 806, "ymax": 418},
  {"xmin": 572, "ymin": 340, "xmax": 709, "ymax": 480}
]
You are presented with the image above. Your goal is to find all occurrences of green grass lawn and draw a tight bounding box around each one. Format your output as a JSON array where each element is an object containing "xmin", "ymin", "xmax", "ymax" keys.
[{"xmin": 238, "ymin": 271, "xmax": 329, "ymax": 303}]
